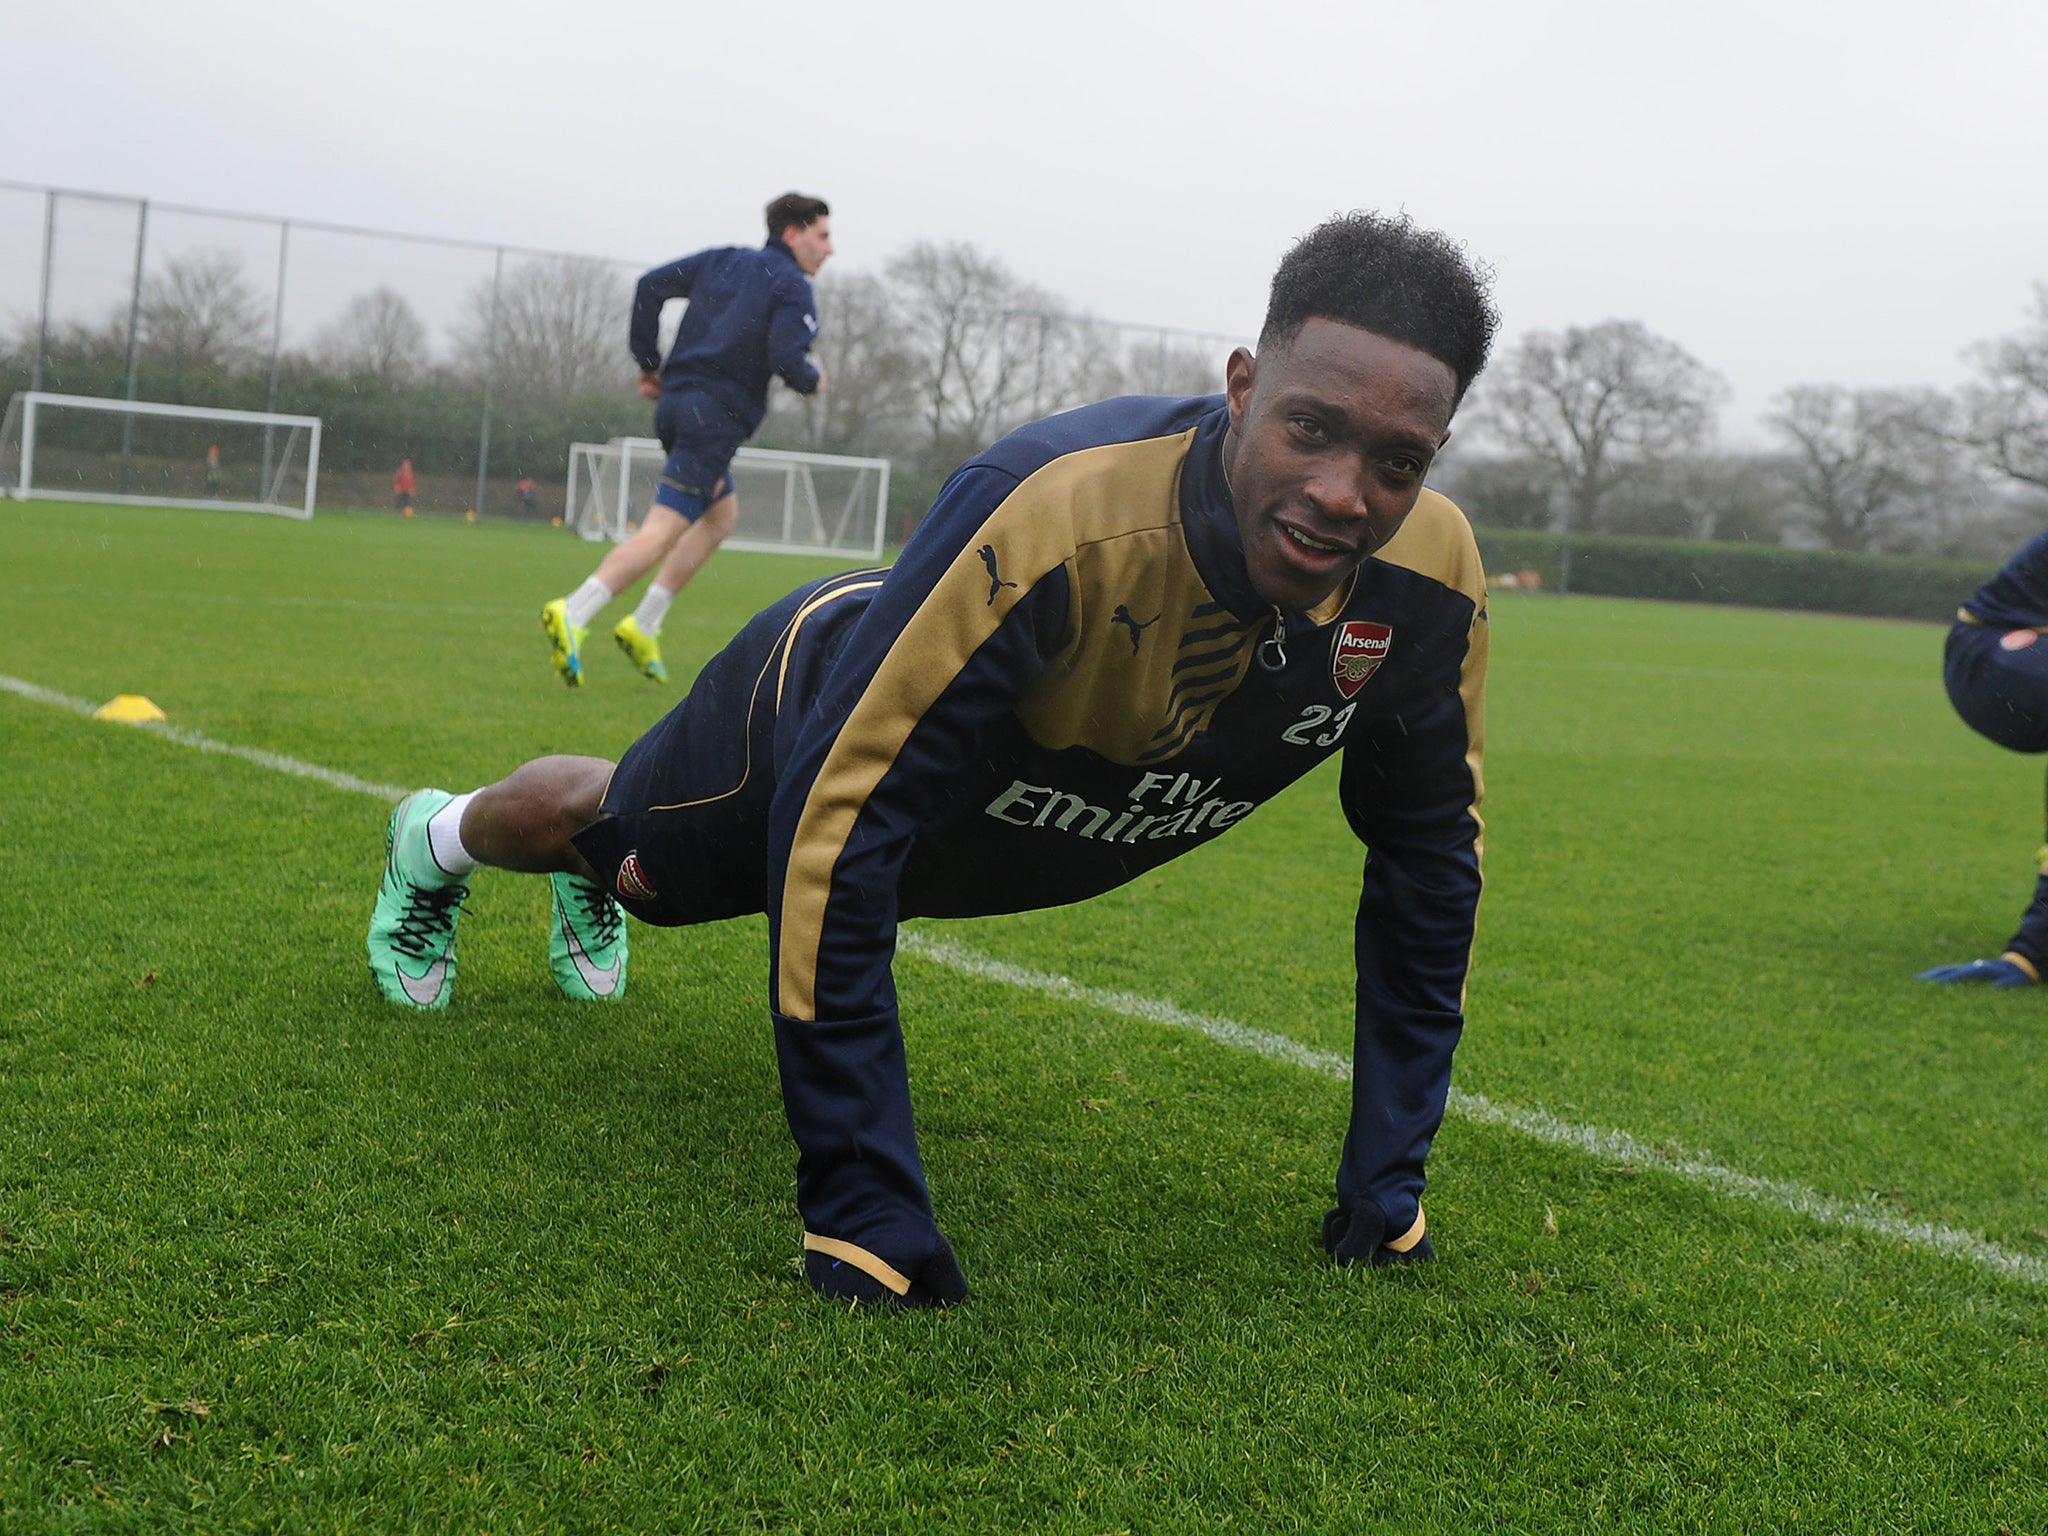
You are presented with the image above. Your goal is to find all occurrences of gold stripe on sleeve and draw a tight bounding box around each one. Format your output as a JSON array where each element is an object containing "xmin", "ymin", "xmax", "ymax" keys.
[
  {"xmin": 803, "ymin": 1232, "xmax": 912, "ymax": 1295},
  {"xmin": 1385, "ymin": 1208, "xmax": 1428, "ymax": 1253},
  {"xmin": 1376, "ymin": 488, "xmax": 1489, "ymax": 1010},
  {"xmin": 775, "ymin": 502, "xmax": 1073, "ymax": 1019}
]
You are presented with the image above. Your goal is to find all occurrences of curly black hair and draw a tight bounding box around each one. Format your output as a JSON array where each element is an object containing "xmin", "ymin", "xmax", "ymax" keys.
[{"xmin": 1261, "ymin": 212, "xmax": 1499, "ymax": 403}]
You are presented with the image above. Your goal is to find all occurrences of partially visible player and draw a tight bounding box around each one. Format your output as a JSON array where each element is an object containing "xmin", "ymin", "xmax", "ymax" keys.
[
  {"xmin": 541, "ymin": 192, "xmax": 832, "ymax": 687},
  {"xmin": 369, "ymin": 211, "xmax": 1498, "ymax": 1308},
  {"xmin": 1920, "ymin": 530, "xmax": 2048, "ymax": 987}
]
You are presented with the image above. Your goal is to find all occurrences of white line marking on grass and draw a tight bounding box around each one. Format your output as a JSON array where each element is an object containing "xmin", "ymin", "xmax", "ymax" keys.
[
  {"xmin": 8, "ymin": 666, "xmax": 2039, "ymax": 1286},
  {"xmin": 898, "ymin": 929, "xmax": 2048, "ymax": 1287},
  {"xmin": 0, "ymin": 583, "xmax": 536, "ymax": 620},
  {"xmin": 0, "ymin": 673, "xmax": 410, "ymax": 804}
]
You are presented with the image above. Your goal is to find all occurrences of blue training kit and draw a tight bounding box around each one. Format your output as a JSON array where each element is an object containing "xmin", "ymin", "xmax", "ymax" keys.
[
  {"xmin": 627, "ymin": 237, "xmax": 822, "ymax": 519},
  {"xmin": 1947, "ymin": 529, "xmax": 2048, "ymax": 971},
  {"xmin": 572, "ymin": 395, "xmax": 1488, "ymax": 1295}
]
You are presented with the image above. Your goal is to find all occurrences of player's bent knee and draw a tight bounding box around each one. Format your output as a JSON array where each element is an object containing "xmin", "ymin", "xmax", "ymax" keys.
[
  {"xmin": 701, "ymin": 496, "xmax": 739, "ymax": 541},
  {"xmin": 638, "ymin": 505, "xmax": 690, "ymax": 551}
]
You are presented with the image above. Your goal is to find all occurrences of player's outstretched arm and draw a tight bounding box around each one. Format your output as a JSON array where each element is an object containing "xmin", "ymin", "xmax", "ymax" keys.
[
  {"xmin": 766, "ymin": 465, "xmax": 1072, "ymax": 1306},
  {"xmin": 1328, "ymin": 597, "xmax": 1487, "ymax": 1270},
  {"xmin": 1917, "ymin": 956, "xmax": 2039, "ymax": 986}
]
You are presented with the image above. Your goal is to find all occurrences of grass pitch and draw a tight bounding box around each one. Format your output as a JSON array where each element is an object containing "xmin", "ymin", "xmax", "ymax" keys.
[{"xmin": 4, "ymin": 499, "xmax": 2048, "ymax": 1532}]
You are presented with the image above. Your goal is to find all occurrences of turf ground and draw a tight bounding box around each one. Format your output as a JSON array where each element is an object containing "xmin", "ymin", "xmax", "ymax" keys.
[{"xmin": 4, "ymin": 498, "xmax": 2048, "ymax": 1532}]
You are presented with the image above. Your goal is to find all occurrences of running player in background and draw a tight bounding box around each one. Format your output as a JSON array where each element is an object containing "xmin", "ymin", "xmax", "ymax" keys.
[
  {"xmin": 541, "ymin": 193, "xmax": 832, "ymax": 687},
  {"xmin": 1920, "ymin": 531, "xmax": 2048, "ymax": 987}
]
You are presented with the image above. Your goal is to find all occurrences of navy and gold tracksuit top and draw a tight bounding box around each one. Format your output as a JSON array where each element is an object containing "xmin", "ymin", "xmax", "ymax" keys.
[{"xmin": 764, "ymin": 394, "xmax": 1488, "ymax": 1284}]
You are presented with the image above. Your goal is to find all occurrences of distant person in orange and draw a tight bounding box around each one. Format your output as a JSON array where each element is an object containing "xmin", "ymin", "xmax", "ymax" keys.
[
  {"xmin": 205, "ymin": 444, "xmax": 223, "ymax": 498},
  {"xmin": 516, "ymin": 476, "xmax": 540, "ymax": 515},
  {"xmin": 394, "ymin": 458, "xmax": 417, "ymax": 517}
]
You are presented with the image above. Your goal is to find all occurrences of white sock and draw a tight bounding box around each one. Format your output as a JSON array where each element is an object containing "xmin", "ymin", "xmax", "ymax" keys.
[
  {"xmin": 426, "ymin": 791, "xmax": 481, "ymax": 879},
  {"xmin": 633, "ymin": 583, "xmax": 675, "ymax": 635},
  {"xmin": 564, "ymin": 577, "xmax": 612, "ymax": 630}
]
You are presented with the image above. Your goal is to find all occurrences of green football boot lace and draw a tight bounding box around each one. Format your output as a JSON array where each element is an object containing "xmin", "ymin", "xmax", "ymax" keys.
[
  {"xmin": 613, "ymin": 613, "xmax": 668, "ymax": 681},
  {"xmin": 367, "ymin": 789, "xmax": 468, "ymax": 1009},
  {"xmin": 549, "ymin": 871, "xmax": 627, "ymax": 1000},
  {"xmin": 541, "ymin": 598, "xmax": 587, "ymax": 688}
]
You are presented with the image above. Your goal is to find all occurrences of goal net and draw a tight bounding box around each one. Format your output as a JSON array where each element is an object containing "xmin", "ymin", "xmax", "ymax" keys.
[
  {"xmin": 0, "ymin": 392, "xmax": 322, "ymax": 519},
  {"xmin": 565, "ymin": 438, "xmax": 891, "ymax": 561}
]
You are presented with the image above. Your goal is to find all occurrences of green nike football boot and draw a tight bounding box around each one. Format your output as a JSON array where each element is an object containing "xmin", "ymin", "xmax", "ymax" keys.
[
  {"xmin": 612, "ymin": 613, "xmax": 668, "ymax": 681},
  {"xmin": 367, "ymin": 789, "xmax": 469, "ymax": 1010},
  {"xmin": 549, "ymin": 871, "xmax": 627, "ymax": 1001},
  {"xmin": 541, "ymin": 598, "xmax": 587, "ymax": 688}
]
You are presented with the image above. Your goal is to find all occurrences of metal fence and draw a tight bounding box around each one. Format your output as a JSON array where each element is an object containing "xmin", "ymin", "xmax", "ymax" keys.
[
  {"xmin": 0, "ymin": 179, "xmax": 652, "ymax": 517},
  {"xmin": 0, "ymin": 178, "xmax": 1249, "ymax": 522}
]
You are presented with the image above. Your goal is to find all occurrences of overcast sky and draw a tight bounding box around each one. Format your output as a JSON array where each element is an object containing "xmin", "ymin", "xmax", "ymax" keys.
[{"xmin": 7, "ymin": 0, "xmax": 2044, "ymax": 442}]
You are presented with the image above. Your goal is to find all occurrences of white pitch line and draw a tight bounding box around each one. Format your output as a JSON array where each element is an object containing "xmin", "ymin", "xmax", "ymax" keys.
[
  {"xmin": 898, "ymin": 929, "xmax": 2048, "ymax": 1287},
  {"xmin": 0, "ymin": 673, "xmax": 411, "ymax": 804},
  {"xmin": 7, "ymin": 667, "xmax": 2041, "ymax": 1286}
]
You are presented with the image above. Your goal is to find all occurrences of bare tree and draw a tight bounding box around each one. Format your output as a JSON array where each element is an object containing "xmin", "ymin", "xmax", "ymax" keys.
[
  {"xmin": 992, "ymin": 308, "xmax": 1131, "ymax": 432},
  {"xmin": 454, "ymin": 255, "xmax": 631, "ymax": 409},
  {"xmin": 1600, "ymin": 452, "xmax": 1790, "ymax": 544},
  {"xmin": 1961, "ymin": 285, "xmax": 2048, "ymax": 494},
  {"xmin": 762, "ymin": 270, "xmax": 921, "ymax": 454},
  {"xmin": 138, "ymin": 249, "xmax": 267, "ymax": 377},
  {"xmin": 884, "ymin": 242, "xmax": 1077, "ymax": 465},
  {"xmin": 1116, "ymin": 333, "xmax": 1225, "ymax": 398},
  {"xmin": 6, "ymin": 312, "xmax": 127, "ymax": 369},
  {"xmin": 312, "ymin": 286, "xmax": 430, "ymax": 389},
  {"xmin": 1767, "ymin": 384, "xmax": 1959, "ymax": 552},
  {"xmin": 1433, "ymin": 451, "xmax": 1559, "ymax": 531},
  {"xmin": 1471, "ymin": 320, "xmax": 1727, "ymax": 583}
]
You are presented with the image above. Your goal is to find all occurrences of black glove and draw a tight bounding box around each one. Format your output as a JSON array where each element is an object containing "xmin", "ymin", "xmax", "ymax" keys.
[
  {"xmin": 806, "ymin": 1230, "xmax": 970, "ymax": 1309},
  {"xmin": 1323, "ymin": 1202, "xmax": 1436, "ymax": 1268}
]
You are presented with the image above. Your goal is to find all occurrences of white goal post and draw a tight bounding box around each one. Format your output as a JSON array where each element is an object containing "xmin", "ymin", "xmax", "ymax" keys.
[
  {"xmin": 0, "ymin": 391, "xmax": 322, "ymax": 519},
  {"xmin": 565, "ymin": 438, "xmax": 891, "ymax": 561}
]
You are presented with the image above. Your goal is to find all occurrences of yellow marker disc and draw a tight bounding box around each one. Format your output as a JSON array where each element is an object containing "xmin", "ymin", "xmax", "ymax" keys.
[{"xmin": 93, "ymin": 694, "xmax": 167, "ymax": 723}]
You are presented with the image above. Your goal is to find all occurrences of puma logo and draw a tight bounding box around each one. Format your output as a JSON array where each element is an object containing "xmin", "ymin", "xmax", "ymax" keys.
[
  {"xmin": 1110, "ymin": 605, "xmax": 1159, "ymax": 654},
  {"xmin": 979, "ymin": 545, "xmax": 1018, "ymax": 605}
]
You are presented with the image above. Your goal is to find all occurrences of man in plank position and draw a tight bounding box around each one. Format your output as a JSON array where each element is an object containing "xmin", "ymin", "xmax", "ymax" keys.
[{"xmin": 369, "ymin": 211, "xmax": 1499, "ymax": 1306}]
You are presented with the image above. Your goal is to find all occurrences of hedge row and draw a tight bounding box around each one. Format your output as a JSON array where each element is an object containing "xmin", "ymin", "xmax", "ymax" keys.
[{"xmin": 1472, "ymin": 529, "xmax": 1994, "ymax": 623}]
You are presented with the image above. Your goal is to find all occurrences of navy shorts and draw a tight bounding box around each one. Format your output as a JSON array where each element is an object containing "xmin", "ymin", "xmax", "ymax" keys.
[
  {"xmin": 652, "ymin": 390, "xmax": 748, "ymax": 520},
  {"xmin": 570, "ymin": 568, "xmax": 884, "ymax": 926},
  {"xmin": 1945, "ymin": 620, "xmax": 2048, "ymax": 753}
]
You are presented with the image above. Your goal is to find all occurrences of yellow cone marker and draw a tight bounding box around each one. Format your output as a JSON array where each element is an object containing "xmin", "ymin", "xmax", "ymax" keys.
[{"xmin": 94, "ymin": 694, "xmax": 167, "ymax": 724}]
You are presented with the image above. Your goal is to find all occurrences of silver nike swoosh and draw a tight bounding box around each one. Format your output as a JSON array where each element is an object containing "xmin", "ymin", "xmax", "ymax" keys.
[
  {"xmin": 559, "ymin": 909, "xmax": 622, "ymax": 995},
  {"xmin": 396, "ymin": 955, "xmax": 448, "ymax": 1005}
]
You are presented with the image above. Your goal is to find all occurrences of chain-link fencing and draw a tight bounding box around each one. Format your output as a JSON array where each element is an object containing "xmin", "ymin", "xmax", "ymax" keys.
[{"xmin": 1, "ymin": 179, "xmax": 1249, "ymax": 531}]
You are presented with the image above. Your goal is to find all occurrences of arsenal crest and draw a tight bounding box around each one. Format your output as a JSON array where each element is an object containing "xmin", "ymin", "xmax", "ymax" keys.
[
  {"xmin": 616, "ymin": 850, "xmax": 659, "ymax": 902},
  {"xmin": 1330, "ymin": 621, "xmax": 1393, "ymax": 699}
]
